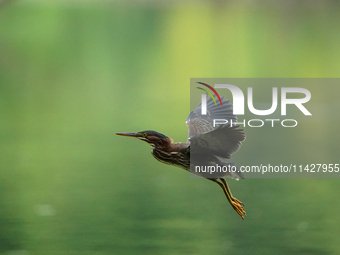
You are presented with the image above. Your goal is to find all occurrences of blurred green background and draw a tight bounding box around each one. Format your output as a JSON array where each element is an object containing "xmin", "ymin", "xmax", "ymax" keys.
[{"xmin": 1, "ymin": 1, "xmax": 340, "ymax": 254}]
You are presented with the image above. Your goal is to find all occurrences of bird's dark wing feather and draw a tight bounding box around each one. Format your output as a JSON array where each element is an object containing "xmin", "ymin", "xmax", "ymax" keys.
[
  {"xmin": 186, "ymin": 95, "xmax": 237, "ymax": 140},
  {"xmin": 186, "ymin": 94, "xmax": 245, "ymax": 159},
  {"xmin": 189, "ymin": 125, "xmax": 245, "ymax": 159}
]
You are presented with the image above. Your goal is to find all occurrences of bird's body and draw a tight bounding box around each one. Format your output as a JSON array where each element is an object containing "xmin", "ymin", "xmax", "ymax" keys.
[
  {"xmin": 116, "ymin": 94, "xmax": 246, "ymax": 219},
  {"xmin": 152, "ymin": 142, "xmax": 190, "ymax": 170}
]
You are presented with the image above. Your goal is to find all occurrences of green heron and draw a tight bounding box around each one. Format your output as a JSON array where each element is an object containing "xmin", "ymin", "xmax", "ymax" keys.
[{"xmin": 116, "ymin": 95, "xmax": 246, "ymax": 219}]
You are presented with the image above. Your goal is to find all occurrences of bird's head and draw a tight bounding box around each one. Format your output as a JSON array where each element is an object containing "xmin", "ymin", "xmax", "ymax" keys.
[{"xmin": 116, "ymin": 130, "xmax": 171, "ymax": 147}]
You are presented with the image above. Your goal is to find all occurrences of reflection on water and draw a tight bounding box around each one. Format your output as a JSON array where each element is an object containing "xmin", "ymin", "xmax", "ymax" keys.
[{"xmin": 1, "ymin": 1, "xmax": 340, "ymax": 255}]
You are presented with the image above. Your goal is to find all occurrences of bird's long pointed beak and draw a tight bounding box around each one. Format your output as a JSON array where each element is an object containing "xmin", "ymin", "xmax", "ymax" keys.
[{"xmin": 116, "ymin": 132, "xmax": 142, "ymax": 138}]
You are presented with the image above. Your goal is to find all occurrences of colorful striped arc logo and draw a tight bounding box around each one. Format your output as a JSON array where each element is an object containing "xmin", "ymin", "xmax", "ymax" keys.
[
  {"xmin": 196, "ymin": 82, "xmax": 223, "ymax": 115},
  {"xmin": 196, "ymin": 82, "xmax": 223, "ymax": 106}
]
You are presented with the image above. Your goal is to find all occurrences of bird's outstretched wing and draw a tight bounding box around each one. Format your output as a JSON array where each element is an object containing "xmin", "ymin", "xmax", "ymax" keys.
[
  {"xmin": 189, "ymin": 124, "xmax": 245, "ymax": 159},
  {"xmin": 186, "ymin": 95, "xmax": 245, "ymax": 159},
  {"xmin": 186, "ymin": 95, "xmax": 236, "ymax": 139}
]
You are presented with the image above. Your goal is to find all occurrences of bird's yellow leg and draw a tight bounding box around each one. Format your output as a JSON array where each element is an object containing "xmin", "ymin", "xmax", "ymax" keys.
[
  {"xmin": 220, "ymin": 178, "xmax": 245, "ymax": 206},
  {"xmin": 208, "ymin": 178, "xmax": 246, "ymax": 219},
  {"xmin": 219, "ymin": 178, "xmax": 246, "ymax": 218}
]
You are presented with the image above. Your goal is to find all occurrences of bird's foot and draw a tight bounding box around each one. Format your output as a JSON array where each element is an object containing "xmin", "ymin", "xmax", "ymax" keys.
[
  {"xmin": 233, "ymin": 197, "xmax": 244, "ymax": 206},
  {"xmin": 231, "ymin": 198, "xmax": 246, "ymax": 219}
]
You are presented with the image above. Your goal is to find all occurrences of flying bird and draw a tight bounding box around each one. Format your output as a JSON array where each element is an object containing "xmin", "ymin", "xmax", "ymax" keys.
[{"xmin": 116, "ymin": 95, "xmax": 246, "ymax": 219}]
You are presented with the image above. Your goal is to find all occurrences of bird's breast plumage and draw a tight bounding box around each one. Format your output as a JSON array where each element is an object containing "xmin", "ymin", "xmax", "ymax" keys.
[{"xmin": 151, "ymin": 145, "xmax": 189, "ymax": 170}]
